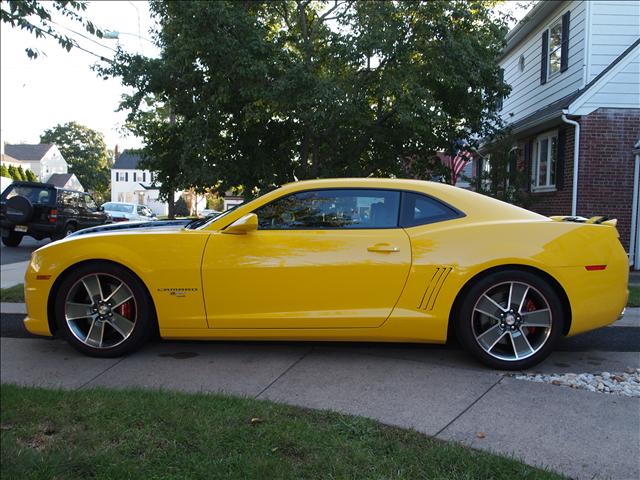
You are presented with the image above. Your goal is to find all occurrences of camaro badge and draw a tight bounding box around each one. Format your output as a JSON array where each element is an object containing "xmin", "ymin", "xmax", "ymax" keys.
[{"xmin": 157, "ymin": 287, "xmax": 198, "ymax": 298}]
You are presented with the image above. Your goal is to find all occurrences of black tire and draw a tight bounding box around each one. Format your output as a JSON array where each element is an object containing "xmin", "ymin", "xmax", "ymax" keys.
[
  {"xmin": 455, "ymin": 270, "xmax": 565, "ymax": 370},
  {"xmin": 54, "ymin": 261, "xmax": 154, "ymax": 357},
  {"xmin": 1, "ymin": 232, "xmax": 23, "ymax": 247},
  {"xmin": 5, "ymin": 195, "xmax": 34, "ymax": 223},
  {"xmin": 54, "ymin": 223, "xmax": 76, "ymax": 240}
]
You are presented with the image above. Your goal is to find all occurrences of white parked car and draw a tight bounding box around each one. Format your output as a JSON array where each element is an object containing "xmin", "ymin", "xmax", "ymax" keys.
[{"xmin": 101, "ymin": 202, "xmax": 157, "ymax": 222}]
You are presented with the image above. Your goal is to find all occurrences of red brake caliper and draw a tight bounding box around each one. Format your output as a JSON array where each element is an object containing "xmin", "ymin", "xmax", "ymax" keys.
[
  {"xmin": 524, "ymin": 298, "xmax": 537, "ymax": 334},
  {"xmin": 117, "ymin": 300, "xmax": 132, "ymax": 320}
]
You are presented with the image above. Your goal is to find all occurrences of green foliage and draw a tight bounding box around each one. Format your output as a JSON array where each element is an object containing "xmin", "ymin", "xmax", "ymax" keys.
[
  {"xmin": 40, "ymin": 122, "xmax": 110, "ymax": 198},
  {"xmin": 15, "ymin": 165, "xmax": 26, "ymax": 181},
  {"xmin": 0, "ymin": 164, "xmax": 9, "ymax": 178},
  {"xmin": 25, "ymin": 169, "xmax": 38, "ymax": 182},
  {"xmin": 0, "ymin": 283, "xmax": 24, "ymax": 302},
  {"xmin": 0, "ymin": 0, "xmax": 102, "ymax": 59},
  {"xmin": 471, "ymin": 130, "xmax": 531, "ymax": 207},
  {"xmin": 100, "ymin": 0, "xmax": 511, "ymax": 197},
  {"xmin": 7, "ymin": 165, "xmax": 19, "ymax": 180},
  {"xmin": 174, "ymin": 196, "xmax": 189, "ymax": 216}
]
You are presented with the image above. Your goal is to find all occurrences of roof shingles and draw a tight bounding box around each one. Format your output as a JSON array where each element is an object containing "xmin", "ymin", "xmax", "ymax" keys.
[{"xmin": 4, "ymin": 144, "xmax": 53, "ymax": 161}]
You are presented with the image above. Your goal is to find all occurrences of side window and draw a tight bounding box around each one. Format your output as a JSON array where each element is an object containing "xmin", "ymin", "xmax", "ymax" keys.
[
  {"xmin": 84, "ymin": 194, "xmax": 97, "ymax": 210},
  {"xmin": 256, "ymin": 189, "xmax": 400, "ymax": 230},
  {"xmin": 399, "ymin": 192, "xmax": 461, "ymax": 227}
]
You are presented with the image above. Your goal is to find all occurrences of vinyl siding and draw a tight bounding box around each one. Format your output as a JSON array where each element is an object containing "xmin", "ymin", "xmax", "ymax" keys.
[
  {"xmin": 579, "ymin": 46, "xmax": 640, "ymax": 112},
  {"xmin": 588, "ymin": 1, "xmax": 640, "ymax": 80},
  {"xmin": 500, "ymin": 1, "xmax": 587, "ymax": 125}
]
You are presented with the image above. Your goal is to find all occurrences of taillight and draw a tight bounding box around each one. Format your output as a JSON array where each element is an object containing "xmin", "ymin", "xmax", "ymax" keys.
[{"xmin": 48, "ymin": 208, "xmax": 58, "ymax": 223}]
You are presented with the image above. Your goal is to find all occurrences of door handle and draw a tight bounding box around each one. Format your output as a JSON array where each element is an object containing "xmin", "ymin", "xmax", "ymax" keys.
[{"xmin": 367, "ymin": 243, "xmax": 400, "ymax": 253}]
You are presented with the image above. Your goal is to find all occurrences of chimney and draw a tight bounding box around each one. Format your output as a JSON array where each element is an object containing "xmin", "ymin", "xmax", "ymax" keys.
[{"xmin": 114, "ymin": 144, "xmax": 119, "ymax": 161}]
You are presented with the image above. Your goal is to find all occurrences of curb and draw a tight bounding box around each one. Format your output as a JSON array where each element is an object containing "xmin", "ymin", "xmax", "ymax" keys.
[{"xmin": 0, "ymin": 303, "xmax": 27, "ymax": 314}]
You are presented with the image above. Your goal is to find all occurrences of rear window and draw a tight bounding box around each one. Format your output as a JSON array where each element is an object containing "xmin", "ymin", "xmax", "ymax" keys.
[
  {"xmin": 103, "ymin": 203, "xmax": 134, "ymax": 213},
  {"xmin": 1, "ymin": 185, "xmax": 55, "ymax": 205},
  {"xmin": 400, "ymin": 192, "xmax": 462, "ymax": 227}
]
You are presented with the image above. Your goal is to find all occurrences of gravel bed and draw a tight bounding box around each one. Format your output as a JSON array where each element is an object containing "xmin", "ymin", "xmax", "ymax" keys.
[{"xmin": 513, "ymin": 368, "xmax": 640, "ymax": 397}]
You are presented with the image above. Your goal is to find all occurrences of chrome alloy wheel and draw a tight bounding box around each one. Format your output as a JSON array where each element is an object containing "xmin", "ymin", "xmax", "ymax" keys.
[
  {"xmin": 64, "ymin": 273, "xmax": 137, "ymax": 349},
  {"xmin": 471, "ymin": 281, "xmax": 552, "ymax": 362}
]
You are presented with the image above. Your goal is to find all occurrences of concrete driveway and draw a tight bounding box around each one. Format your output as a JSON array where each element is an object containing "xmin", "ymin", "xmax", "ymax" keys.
[{"xmin": 1, "ymin": 326, "xmax": 638, "ymax": 479}]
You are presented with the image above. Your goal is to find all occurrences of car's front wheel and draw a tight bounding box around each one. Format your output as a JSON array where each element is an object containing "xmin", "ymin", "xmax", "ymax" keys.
[
  {"xmin": 54, "ymin": 262, "xmax": 154, "ymax": 357},
  {"xmin": 456, "ymin": 270, "xmax": 565, "ymax": 370}
]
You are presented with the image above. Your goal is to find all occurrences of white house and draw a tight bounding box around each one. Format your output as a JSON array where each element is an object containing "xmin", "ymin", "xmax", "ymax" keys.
[
  {"xmin": 47, "ymin": 173, "xmax": 84, "ymax": 191},
  {"xmin": 111, "ymin": 150, "xmax": 177, "ymax": 216},
  {"xmin": 493, "ymin": 0, "xmax": 640, "ymax": 266},
  {"xmin": 3, "ymin": 143, "xmax": 68, "ymax": 182}
]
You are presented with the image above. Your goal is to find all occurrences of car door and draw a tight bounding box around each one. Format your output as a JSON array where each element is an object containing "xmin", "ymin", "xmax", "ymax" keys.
[
  {"xmin": 81, "ymin": 193, "xmax": 104, "ymax": 227},
  {"xmin": 201, "ymin": 188, "xmax": 411, "ymax": 329}
]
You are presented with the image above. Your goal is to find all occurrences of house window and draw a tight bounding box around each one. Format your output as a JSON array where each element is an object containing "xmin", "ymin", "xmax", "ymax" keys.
[
  {"xmin": 115, "ymin": 172, "xmax": 119, "ymax": 182},
  {"xmin": 133, "ymin": 172, "xmax": 137, "ymax": 182},
  {"xmin": 541, "ymin": 11, "xmax": 570, "ymax": 84},
  {"xmin": 548, "ymin": 20, "xmax": 562, "ymax": 78},
  {"xmin": 125, "ymin": 172, "xmax": 129, "ymax": 182},
  {"xmin": 533, "ymin": 131, "xmax": 558, "ymax": 191},
  {"xmin": 142, "ymin": 172, "xmax": 146, "ymax": 182}
]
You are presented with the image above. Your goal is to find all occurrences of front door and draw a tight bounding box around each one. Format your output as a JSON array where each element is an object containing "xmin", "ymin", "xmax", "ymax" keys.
[{"xmin": 202, "ymin": 188, "xmax": 411, "ymax": 329}]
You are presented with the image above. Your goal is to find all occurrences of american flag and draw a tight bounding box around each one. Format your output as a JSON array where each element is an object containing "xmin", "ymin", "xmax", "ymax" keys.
[{"xmin": 443, "ymin": 147, "xmax": 473, "ymax": 186}]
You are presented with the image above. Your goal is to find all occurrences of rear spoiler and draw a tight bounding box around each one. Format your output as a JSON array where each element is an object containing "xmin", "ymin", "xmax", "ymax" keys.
[{"xmin": 549, "ymin": 215, "xmax": 618, "ymax": 227}]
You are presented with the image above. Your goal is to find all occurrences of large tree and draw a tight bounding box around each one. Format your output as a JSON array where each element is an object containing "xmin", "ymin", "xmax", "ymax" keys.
[
  {"xmin": 101, "ymin": 0, "xmax": 510, "ymax": 197},
  {"xmin": 0, "ymin": 0, "xmax": 102, "ymax": 59},
  {"xmin": 40, "ymin": 122, "xmax": 110, "ymax": 201}
]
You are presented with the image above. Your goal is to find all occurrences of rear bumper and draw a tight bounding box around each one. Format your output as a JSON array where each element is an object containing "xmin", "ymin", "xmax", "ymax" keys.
[
  {"xmin": 1, "ymin": 221, "xmax": 59, "ymax": 238},
  {"xmin": 555, "ymin": 251, "xmax": 629, "ymax": 336}
]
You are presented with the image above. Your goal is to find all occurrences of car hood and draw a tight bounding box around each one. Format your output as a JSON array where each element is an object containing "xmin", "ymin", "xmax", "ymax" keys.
[{"xmin": 67, "ymin": 219, "xmax": 191, "ymax": 237}]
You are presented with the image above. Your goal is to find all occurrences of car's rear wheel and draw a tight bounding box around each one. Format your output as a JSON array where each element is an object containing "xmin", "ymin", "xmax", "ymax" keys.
[
  {"xmin": 54, "ymin": 262, "xmax": 154, "ymax": 357},
  {"xmin": 1, "ymin": 232, "xmax": 23, "ymax": 247},
  {"xmin": 456, "ymin": 270, "xmax": 564, "ymax": 370}
]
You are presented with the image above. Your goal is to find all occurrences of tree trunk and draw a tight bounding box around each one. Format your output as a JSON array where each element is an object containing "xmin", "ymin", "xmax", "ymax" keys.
[{"xmin": 167, "ymin": 192, "xmax": 175, "ymax": 219}]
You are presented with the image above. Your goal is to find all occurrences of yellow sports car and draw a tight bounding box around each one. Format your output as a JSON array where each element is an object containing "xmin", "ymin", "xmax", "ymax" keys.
[{"xmin": 22, "ymin": 179, "xmax": 628, "ymax": 369}]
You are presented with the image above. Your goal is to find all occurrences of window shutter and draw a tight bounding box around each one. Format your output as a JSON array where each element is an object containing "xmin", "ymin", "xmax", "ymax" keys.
[
  {"xmin": 524, "ymin": 141, "xmax": 533, "ymax": 192},
  {"xmin": 556, "ymin": 128, "xmax": 566, "ymax": 190},
  {"xmin": 541, "ymin": 30, "xmax": 549, "ymax": 84},
  {"xmin": 560, "ymin": 11, "xmax": 570, "ymax": 72},
  {"xmin": 115, "ymin": 172, "xmax": 119, "ymax": 182}
]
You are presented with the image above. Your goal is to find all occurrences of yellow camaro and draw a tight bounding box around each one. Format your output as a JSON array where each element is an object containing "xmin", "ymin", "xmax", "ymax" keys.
[{"xmin": 23, "ymin": 178, "xmax": 628, "ymax": 369}]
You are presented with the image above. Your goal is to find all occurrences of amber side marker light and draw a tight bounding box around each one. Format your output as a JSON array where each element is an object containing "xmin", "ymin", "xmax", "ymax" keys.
[
  {"xmin": 36, "ymin": 275, "xmax": 52, "ymax": 280},
  {"xmin": 585, "ymin": 265, "xmax": 607, "ymax": 271}
]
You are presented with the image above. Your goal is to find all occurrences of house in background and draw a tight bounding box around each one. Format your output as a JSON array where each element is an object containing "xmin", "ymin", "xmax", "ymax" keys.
[
  {"xmin": 496, "ymin": 0, "xmax": 640, "ymax": 267},
  {"xmin": 110, "ymin": 150, "xmax": 177, "ymax": 216},
  {"xmin": 3, "ymin": 143, "xmax": 68, "ymax": 182},
  {"xmin": 47, "ymin": 173, "xmax": 84, "ymax": 191}
]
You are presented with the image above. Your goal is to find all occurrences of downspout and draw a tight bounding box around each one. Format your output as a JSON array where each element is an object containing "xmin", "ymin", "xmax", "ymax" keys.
[
  {"xmin": 561, "ymin": 111, "xmax": 580, "ymax": 216},
  {"xmin": 630, "ymin": 149, "xmax": 640, "ymax": 267}
]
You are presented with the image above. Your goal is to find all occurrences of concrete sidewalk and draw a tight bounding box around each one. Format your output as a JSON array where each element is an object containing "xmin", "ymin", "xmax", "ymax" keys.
[
  {"xmin": 0, "ymin": 261, "xmax": 28, "ymax": 289},
  {"xmin": 1, "ymin": 336, "xmax": 638, "ymax": 479}
]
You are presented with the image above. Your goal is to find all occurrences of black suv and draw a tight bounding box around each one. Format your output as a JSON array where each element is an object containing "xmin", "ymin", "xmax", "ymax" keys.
[{"xmin": 0, "ymin": 181, "xmax": 110, "ymax": 247}]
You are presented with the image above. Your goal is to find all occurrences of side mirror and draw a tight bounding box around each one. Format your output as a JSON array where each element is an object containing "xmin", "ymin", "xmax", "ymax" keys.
[
  {"xmin": 223, "ymin": 213, "xmax": 258, "ymax": 235},
  {"xmin": 98, "ymin": 205, "xmax": 104, "ymax": 212}
]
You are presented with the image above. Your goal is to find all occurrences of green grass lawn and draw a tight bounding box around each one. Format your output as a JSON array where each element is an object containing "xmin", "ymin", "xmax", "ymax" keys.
[
  {"xmin": 0, "ymin": 284, "xmax": 24, "ymax": 303},
  {"xmin": 0, "ymin": 384, "xmax": 562, "ymax": 480},
  {"xmin": 629, "ymin": 285, "xmax": 640, "ymax": 307}
]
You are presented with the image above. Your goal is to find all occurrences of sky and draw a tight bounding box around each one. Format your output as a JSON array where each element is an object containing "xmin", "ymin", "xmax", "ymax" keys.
[
  {"xmin": 1, "ymin": 1, "xmax": 160, "ymax": 151},
  {"xmin": 0, "ymin": 1, "xmax": 532, "ymax": 153}
]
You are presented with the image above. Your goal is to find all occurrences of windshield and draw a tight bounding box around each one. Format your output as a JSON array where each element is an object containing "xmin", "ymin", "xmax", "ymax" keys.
[
  {"xmin": 103, "ymin": 203, "xmax": 135, "ymax": 213},
  {"xmin": 186, "ymin": 201, "xmax": 246, "ymax": 229}
]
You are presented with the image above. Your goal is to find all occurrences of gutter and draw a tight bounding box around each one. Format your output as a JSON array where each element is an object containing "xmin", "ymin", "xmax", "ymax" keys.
[{"xmin": 561, "ymin": 111, "xmax": 580, "ymax": 216}]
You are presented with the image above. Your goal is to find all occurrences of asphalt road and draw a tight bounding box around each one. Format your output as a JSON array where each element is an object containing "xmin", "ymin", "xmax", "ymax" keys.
[
  {"xmin": 0, "ymin": 236, "xmax": 50, "ymax": 265},
  {"xmin": 2, "ymin": 312, "xmax": 638, "ymax": 352}
]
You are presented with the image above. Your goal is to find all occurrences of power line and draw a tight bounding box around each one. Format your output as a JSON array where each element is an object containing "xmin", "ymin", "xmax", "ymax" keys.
[
  {"xmin": 49, "ymin": 19, "xmax": 118, "ymax": 53},
  {"xmin": 28, "ymin": 23, "xmax": 113, "ymax": 62}
]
